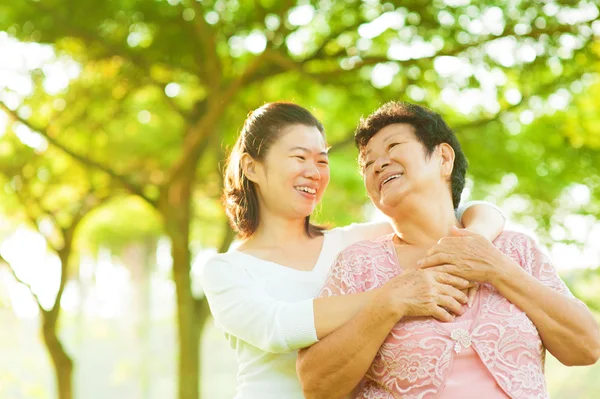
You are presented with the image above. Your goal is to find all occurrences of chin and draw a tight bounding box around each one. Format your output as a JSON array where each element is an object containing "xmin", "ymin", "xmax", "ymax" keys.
[
  {"xmin": 293, "ymin": 205, "xmax": 316, "ymax": 218},
  {"xmin": 380, "ymin": 192, "xmax": 404, "ymax": 208}
]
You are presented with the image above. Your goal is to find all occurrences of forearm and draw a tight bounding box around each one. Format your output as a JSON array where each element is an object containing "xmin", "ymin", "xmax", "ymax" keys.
[
  {"xmin": 298, "ymin": 296, "xmax": 400, "ymax": 399},
  {"xmin": 461, "ymin": 203, "xmax": 505, "ymax": 241},
  {"xmin": 314, "ymin": 290, "xmax": 379, "ymax": 339},
  {"xmin": 494, "ymin": 260, "xmax": 600, "ymax": 365}
]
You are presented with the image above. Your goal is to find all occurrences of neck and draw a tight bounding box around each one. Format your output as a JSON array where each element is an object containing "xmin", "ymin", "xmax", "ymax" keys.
[
  {"xmin": 390, "ymin": 197, "xmax": 460, "ymax": 246},
  {"xmin": 247, "ymin": 211, "xmax": 311, "ymax": 248}
]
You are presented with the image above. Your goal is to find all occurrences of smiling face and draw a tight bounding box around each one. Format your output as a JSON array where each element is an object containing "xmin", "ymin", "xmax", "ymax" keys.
[
  {"xmin": 249, "ymin": 124, "xmax": 330, "ymax": 220},
  {"xmin": 361, "ymin": 123, "xmax": 454, "ymax": 216}
]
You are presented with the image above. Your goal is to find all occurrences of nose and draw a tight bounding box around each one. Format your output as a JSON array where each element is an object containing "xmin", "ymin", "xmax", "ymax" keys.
[
  {"xmin": 304, "ymin": 161, "xmax": 321, "ymax": 180},
  {"xmin": 374, "ymin": 157, "xmax": 390, "ymax": 175}
]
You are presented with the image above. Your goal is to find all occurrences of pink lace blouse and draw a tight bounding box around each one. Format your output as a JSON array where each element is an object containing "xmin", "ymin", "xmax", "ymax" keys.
[
  {"xmin": 437, "ymin": 303, "xmax": 508, "ymax": 399},
  {"xmin": 319, "ymin": 231, "xmax": 586, "ymax": 399}
]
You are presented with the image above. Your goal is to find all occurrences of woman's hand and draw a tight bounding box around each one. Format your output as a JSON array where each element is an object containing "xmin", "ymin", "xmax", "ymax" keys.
[
  {"xmin": 380, "ymin": 267, "xmax": 470, "ymax": 323},
  {"xmin": 416, "ymin": 227, "xmax": 509, "ymax": 285}
]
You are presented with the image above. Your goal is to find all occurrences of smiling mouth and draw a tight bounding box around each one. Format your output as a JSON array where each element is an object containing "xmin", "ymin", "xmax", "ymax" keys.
[
  {"xmin": 380, "ymin": 174, "xmax": 403, "ymax": 191},
  {"xmin": 295, "ymin": 186, "xmax": 317, "ymax": 195}
]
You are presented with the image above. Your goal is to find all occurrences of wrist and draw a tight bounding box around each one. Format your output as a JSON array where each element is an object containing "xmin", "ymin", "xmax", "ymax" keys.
[
  {"xmin": 374, "ymin": 287, "xmax": 407, "ymax": 321},
  {"xmin": 490, "ymin": 255, "xmax": 523, "ymax": 288}
]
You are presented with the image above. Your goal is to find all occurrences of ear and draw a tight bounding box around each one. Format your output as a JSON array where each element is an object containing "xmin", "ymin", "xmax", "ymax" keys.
[
  {"xmin": 438, "ymin": 143, "xmax": 455, "ymax": 180},
  {"xmin": 241, "ymin": 153, "xmax": 260, "ymax": 183}
]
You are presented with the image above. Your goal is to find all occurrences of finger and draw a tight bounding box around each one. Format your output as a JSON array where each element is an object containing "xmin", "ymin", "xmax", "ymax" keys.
[
  {"xmin": 437, "ymin": 294, "xmax": 464, "ymax": 316},
  {"xmin": 467, "ymin": 284, "xmax": 479, "ymax": 308},
  {"xmin": 432, "ymin": 271, "xmax": 470, "ymax": 290},
  {"xmin": 417, "ymin": 253, "xmax": 453, "ymax": 268},
  {"xmin": 426, "ymin": 243, "xmax": 454, "ymax": 256},
  {"xmin": 451, "ymin": 226, "xmax": 478, "ymax": 237},
  {"xmin": 430, "ymin": 306, "xmax": 454, "ymax": 323},
  {"xmin": 438, "ymin": 283, "xmax": 468, "ymax": 305}
]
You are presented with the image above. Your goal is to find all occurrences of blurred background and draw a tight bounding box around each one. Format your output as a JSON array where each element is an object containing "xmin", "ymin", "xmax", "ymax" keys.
[{"xmin": 0, "ymin": 0, "xmax": 599, "ymax": 398}]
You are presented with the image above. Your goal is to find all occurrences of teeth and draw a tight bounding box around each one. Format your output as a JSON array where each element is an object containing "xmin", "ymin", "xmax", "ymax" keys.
[
  {"xmin": 382, "ymin": 174, "xmax": 403, "ymax": 185},
  {"xmin": 296, "ymin": 186, "xmax": 316, "ymax": 194}
]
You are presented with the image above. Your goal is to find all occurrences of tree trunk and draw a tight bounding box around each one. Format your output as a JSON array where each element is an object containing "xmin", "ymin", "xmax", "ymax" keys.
[
  {"xmin": 168, "ymin": 222, "xmax": 202, "ymax": 399},
  {"xmin": 161, "ymin": 167, "xmax": 201, "ymax": 399},
  {"xmin": 42, "ymin": 314, "xmax": 74, "ymax": 399}
]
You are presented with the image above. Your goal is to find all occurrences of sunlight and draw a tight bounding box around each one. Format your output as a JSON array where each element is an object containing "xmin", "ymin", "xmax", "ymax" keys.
[
  {"xmin": 245, "ymin": 31, "xmax": 267, "ymax": 55},
  {"xmin": 288, "ymin": 5, "xmax": 315, "ymax": 26},
  {"xmin": 0, "ymin": 227, "xmax": 61, "ymax": 317},
  {"xmin": 358, "ymin": 11, "xmax": 405, "ymax": 39}
]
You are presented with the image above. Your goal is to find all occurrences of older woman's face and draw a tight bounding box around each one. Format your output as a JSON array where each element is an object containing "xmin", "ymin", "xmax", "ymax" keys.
[{"xmin": 362, "ymin": 123, "xmax": 447, "ymax": 215}]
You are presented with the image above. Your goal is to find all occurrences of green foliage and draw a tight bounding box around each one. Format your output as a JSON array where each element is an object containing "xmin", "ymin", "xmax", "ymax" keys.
[{"xmin": 1, "ymin": 1, "xmax": 599, "ymax": 397}]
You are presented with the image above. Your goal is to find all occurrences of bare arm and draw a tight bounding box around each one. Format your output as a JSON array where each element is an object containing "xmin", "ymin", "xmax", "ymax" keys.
[
  {"xmin": 491, "ymin": 246, "xmax": 600, "ymax": 365},
  {"xmin": 419, "ymin": 230, "xmax": 600, "ymax": 366},
  {"xmin": 297, "ymin": 269, "xmax": 469, "ymax": 399},
  {"xmin": 299, "ymin": 290, "xmax": 402, "ymax": 399},
  {"xmin": 459, "ymin": 202, "xmax": 505, "ymax": 241},
  {"xmin": 314, "ymin": 291, "xmax": 378, "ymax": 339},
  {"xmin": 313, "ymin": 202, "xmax": 504, "ymax": 340}
]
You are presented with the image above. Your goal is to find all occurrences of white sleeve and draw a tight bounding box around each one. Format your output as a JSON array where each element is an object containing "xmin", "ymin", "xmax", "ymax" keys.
[
  {"xmin": 200, "ymin": 255, "xmax": 318, "ymax": 354},
  {"xmin": 455, "ymin": 200, "xmax": 504, "ymax": 223},
  {"xmin": 333, "ymin": 221, "xmax": 394, "ymax": 247}
]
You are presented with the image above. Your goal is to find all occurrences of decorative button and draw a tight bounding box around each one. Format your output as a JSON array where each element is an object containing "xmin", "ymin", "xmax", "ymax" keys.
[{"xmin": 451, "ymin": 328, "xmax": 472, "ymax": 354}]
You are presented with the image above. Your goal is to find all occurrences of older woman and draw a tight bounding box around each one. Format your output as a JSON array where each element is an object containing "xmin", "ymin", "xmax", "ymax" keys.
[{"xmin": 296, "ymin": 102, "xmax": 600, "ymax": 399}]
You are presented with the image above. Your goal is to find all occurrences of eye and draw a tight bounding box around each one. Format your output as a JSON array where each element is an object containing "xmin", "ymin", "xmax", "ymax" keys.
[
  {"xmin": 294, "ymin": 155, "xmax": 306, "ymax": 160},
  {"xmin": 364, "ymin": 160, "xmax": 374, "ymax": 169},
  {"xmin": 388, "ymin": 142, "xmax": 400, "ymax": 150},
  {"xmin": 318, "ymin": 159, "xmax": 329, "ymax": 165}
]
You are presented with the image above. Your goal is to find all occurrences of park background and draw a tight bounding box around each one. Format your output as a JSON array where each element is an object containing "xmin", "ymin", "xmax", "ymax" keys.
[{"xmin": 0, "ymin": 0, "xmax": 600, "ymax": 398}]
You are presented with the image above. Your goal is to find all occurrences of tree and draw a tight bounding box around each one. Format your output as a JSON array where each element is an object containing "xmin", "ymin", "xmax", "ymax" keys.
[
  {"xmin": 0, "ymin": 131, "xmax": 113, "ymax": 399},
  {"xmin": 1, "ymin": 1, "xmax": 598, "ymax": 397}
]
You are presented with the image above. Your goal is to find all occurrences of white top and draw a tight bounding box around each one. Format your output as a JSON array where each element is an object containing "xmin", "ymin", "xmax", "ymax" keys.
[{"xmin": 199, "ymin": 202, "xmax": 492, "ymax": 399}]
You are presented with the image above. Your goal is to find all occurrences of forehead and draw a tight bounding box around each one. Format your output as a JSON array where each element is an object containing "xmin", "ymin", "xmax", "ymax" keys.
[
  {"xmin": 273, "ymin": 124, "xmax": 328, "ymax": 152},
  {"xmin": 363, "ymin": 123, "xmax": 416, "ymax": 156}
]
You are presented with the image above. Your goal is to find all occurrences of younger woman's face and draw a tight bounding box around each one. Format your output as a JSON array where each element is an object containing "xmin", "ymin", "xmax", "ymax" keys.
[{"xmin": 253, "ymin": 124, "xmax": 330, "ymax": 220}]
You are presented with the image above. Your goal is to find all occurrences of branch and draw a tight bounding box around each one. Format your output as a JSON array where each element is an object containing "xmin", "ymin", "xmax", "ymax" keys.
[
  {"xmin": 29, "ymin": 1, "xmax": 201, "ymax": 79},
  {"xmin": 0, "ymin": 253, "xmax": 46, "ymax": 314},
  {"xmin": 188, "ymin": 1, "xmax": 222, "ymax": 88},
  {"xmin": 0, "ymin": 102, "xmax": 156, "ymax": 207},
  {"xmin": 328, "ymin": 64, "xmax": 588, "ymax": 153},
  {"xmin": 297, "ymin": 23, "xmax": 580, "ymax": 82},
  {"xmin": 164, "ymin": 52, "xmax": 269, "ymax": 187}
]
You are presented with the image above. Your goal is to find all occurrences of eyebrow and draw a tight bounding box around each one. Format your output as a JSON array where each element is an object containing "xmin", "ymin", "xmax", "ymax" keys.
[
  {"xmin": 363, "ymin": 133, "xmax": 403, "ymax": 157},
  {"xmin": 289, "ymin": 146, "xmax": 329, "ymax": 155}
]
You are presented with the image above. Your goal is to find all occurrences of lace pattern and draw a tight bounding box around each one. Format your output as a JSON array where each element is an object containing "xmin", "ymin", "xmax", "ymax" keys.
[{"xmin": 319, "ymin": 231, "xmax": 582, "ymax": 399}]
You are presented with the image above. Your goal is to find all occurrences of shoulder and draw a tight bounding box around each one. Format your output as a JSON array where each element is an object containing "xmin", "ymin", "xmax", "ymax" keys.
[
  {"xmin": 335, "ymin": 234, "xmax": 394, "ymax": 262},
  {"xmin": 326, "ymin": 221, "xmax": 393, "ymax": 245},
  {"xmin": 323, "ymin": 235, "xmax": 396, "ymax": 293},
  {"xmin": 199, "ymin": 251, "xmax": 245, "ymax": 284},
  {"xmin": 492, "ymin": 230, "xmax": 542, "ymax": 273},
  {"xmin": 492, "ymin": 230, "xmax": 538, "ymax": 252}
]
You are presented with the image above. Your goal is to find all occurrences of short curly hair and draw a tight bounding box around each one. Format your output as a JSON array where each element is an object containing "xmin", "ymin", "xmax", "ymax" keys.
[{"xmin": 354, "ymin": 101, "xmax": 468, "ymax": 209}]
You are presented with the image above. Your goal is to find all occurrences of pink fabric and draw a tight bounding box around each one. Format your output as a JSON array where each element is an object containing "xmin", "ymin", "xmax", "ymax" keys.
[
  {"xmin": 437, "ymin": 304, "xmax": 508, "ymax": 399},
  {"xmin": 319, "ymin": 231, "xmax": 586, "ymax": 399}
]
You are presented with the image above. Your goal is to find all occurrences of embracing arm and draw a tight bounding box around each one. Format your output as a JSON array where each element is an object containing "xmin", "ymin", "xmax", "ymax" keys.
[
  {"xmin": 298, "ymin": 286, "xmax": 405, "ymax": 399},
  {"xmin": 200, "ymin": 256, "xmax": 381, "ymax": 353},
  {"xmin": 313, "ymin": 291, "xmax": 379, "ymax": 339},
  {"xmin": 297, "ymin": 249, "xmax": 469, "ymax": 399},
  {"xmin": 458, "ymin": 201, "xmax": 505, "ymax": 241},
  {"xmin": 491, "ymin": 239, "xmax": 600, "ymax": 366},
  {"xmin": 338, "ymin": 201, "xmax": 504, "ymax": 244}
]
